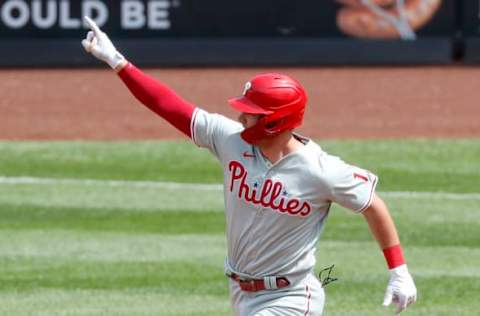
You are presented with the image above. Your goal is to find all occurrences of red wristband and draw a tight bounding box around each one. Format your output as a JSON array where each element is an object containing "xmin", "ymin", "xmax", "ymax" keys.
[{"xmin": 383, "ymin": 244, "xmax": 405, "ymax": 269}]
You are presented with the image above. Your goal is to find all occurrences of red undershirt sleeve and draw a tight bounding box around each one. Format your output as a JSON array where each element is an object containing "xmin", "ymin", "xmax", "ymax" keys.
[{"xmin": 117, "ymin": 63, "xmax": 195, "ymax": 138}]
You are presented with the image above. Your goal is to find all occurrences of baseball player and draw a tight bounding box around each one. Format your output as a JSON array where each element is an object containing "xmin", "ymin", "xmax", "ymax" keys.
[{"xmin": 82, "ymin": 16, "xmax": 417, "ymax": 316}]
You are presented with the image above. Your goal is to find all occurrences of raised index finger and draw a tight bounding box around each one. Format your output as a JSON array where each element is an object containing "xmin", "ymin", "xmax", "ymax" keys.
[{"xmin": 84, "ymin": 16, "xmax": 101, "ymax": 35}]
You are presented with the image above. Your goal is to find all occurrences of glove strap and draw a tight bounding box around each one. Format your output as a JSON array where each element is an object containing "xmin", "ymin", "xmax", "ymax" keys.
[
  {"xmin": 383, "ymin": 244, "xmax": 405, "ymax": 269},
  {"xmin": 107, "ymin": 51, "xmax": 126, "ymax": 69}
]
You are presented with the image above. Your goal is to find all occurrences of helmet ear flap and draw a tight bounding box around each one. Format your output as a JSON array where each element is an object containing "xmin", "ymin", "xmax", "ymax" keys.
[
  {"xmin": 264, "ymin": 119, "xmax": 280, "ymax": 130},
  {"xmin": 241, "ymin": 107, "xmax": 305, "ymax": 144}
]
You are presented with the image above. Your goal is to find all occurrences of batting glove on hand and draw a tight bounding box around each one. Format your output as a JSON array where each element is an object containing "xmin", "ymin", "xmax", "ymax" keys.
[
  {"xmin": 82, "ymin": 16, "xmax": 126, "ymax": 69},
  {"xmin": 383, "ymin": 264, "xmax": 417, "ymax": 314}
]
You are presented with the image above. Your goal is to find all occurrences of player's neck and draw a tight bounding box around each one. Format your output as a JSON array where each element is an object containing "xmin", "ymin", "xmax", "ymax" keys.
[{"xmin": 258, "ymin": 132, "xmax": 304, "ymax": 164}]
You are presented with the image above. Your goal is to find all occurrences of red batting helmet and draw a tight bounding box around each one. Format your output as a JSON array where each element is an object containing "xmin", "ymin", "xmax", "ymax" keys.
[{"xmin": 228, "ymin": 73, "xmax": 307, "ymax": 144}]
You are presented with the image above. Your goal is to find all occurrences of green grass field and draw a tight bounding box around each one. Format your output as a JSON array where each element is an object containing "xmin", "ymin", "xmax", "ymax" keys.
[{"xmin": 0, "ymin": 140, "xmax": 479, "ymax": 316}]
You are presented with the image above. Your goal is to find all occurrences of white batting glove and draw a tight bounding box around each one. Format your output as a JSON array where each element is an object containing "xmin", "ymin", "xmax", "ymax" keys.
[
  {"xmin": 81, "ymin": 16, "xmax": 126, "ymax": 69},
  {"xmin": 383, "ymin": 264, "xmax": 417, "ymax": 314}
]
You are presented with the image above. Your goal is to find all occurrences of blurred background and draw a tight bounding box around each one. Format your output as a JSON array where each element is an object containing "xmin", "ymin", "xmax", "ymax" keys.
[
  {"xmin": 0, "ymin": 1, "xmax": 479, "ymax": 315},
  {"xmin": 0, "ymin": 0, "xmax": 475, "ymax": 66}
]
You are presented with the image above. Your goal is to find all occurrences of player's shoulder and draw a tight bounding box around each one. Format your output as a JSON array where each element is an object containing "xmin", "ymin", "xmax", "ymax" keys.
[
  {"xmin": 192, "ymin": 108, "xmax": 243, "ymax": 142},
  {"xmin": 302, "ymin": 139, "xmax": 351, "ymax": 179},
  {"xmin": 303, "ymin": 139, "xmax": 344, "ymax": 167},
  {"xmin": 194, "ymin": 108, "xmax": 243, "ymax": 132}
]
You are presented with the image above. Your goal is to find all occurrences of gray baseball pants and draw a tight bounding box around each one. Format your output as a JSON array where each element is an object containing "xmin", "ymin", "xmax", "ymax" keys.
[{"xmin": 229, "ymin": 273, "xmax": 325, "ymax": 316}]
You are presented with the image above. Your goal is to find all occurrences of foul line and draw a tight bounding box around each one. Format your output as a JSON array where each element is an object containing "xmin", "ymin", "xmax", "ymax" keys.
[
  {"xmin": 0, "ymin": 176, "xmax": 479, "ymax": 200},
  {"xmin": 0, "ymin": 176, "xmax": 222, "ymax": 191}
]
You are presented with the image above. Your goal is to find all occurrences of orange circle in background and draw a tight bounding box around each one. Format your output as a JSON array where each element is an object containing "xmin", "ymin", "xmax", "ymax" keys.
[{"xmin": 336, "ymin": 0, "xmax": 442, "ymax": 39}]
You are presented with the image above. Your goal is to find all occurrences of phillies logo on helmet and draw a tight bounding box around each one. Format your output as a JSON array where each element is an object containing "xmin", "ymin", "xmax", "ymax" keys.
[{"xmin": 242, "ymin": 81, "xmax": 252, "ymax": 96}]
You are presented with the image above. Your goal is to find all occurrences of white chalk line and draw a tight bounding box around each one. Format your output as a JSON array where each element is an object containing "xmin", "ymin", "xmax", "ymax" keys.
[
  {"xmin": 0, "ymin": 176, "xmax": 222, "ymax": 191},
  {"xmin": 0, "ymin": 176, "xmax": 479, "ymax": 200}
]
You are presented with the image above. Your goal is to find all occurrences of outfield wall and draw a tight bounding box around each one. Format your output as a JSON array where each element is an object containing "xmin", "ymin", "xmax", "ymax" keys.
[{"xmin": 0, "ymin": 0, "xmax": 477, "ymax": 66}]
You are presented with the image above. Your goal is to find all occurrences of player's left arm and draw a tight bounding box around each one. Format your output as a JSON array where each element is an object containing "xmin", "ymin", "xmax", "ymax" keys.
[{"xmin": 362, "ymin": 193, "xmax": 417, "ymax": 314}]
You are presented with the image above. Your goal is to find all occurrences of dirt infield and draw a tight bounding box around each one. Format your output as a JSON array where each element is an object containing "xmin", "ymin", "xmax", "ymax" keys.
[{"xmin": 1, "ymin": 66, "xmax": 479, "ymax": 140}]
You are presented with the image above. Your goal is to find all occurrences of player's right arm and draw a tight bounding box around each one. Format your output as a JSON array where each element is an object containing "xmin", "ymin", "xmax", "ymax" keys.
[
  {"xmin": 320, "ymin": 155, "xmax": 416, "ymax": 314},
  {"xmin": 81, "ymin": 16, "xmax": 195, "ymax": 138}
]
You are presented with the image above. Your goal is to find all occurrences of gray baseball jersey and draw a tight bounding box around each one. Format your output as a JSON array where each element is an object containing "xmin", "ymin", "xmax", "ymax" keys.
[{"xmin": 191, "ymin": 108, "xmax": 378, "ymax": 281}]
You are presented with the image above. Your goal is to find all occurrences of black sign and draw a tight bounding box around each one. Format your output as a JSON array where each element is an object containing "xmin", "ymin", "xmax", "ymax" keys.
[
  {"xmin": 0, "ymin": 0, "xmax": 455, "ymax": 38},
  {"xmin": 463, "ymin": 0, "xmax": 479, "ymax": 36},
  {"xmin": 0, "ymin": 0, "xmax": 458, "ymax": 66},
  {"xmin": 463, "ymin": 0, "xmax": 480, "ymax": 62}
]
